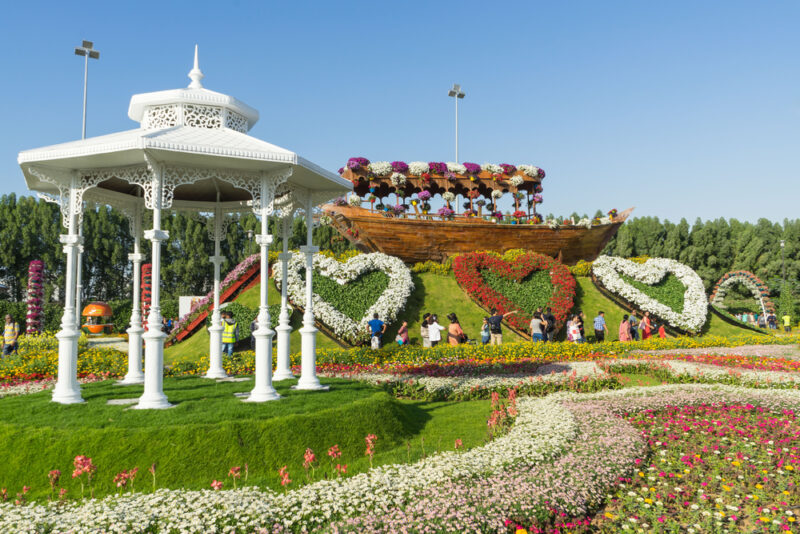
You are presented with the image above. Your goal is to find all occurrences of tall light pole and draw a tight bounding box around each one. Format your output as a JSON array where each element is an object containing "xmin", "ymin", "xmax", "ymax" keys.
[
  {"xmin": 781, "ymin": 239, "xmax": 786, "ymax": 314},
  {"xmin": 74, "ymin": 40, "xmax": 99, "ymax": 329},
  {"xmin": 447, "ymin": 83, "xmax": 465, "ymax": 162}
]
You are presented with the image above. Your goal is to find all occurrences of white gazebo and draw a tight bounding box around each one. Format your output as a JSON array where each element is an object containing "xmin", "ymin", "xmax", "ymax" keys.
[{"xmin": 18, "ymin": 48, "xmax": 351, "ymax": 408}]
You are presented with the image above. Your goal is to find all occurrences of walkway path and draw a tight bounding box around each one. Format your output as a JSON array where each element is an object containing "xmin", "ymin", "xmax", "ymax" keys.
[{"xmin": 86, "ymin": 337, "xmax": 129, "ymax": 352}]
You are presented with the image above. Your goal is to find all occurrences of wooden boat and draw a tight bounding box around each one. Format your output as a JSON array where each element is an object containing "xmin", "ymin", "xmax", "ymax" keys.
[
  {"xmin": 324, "ymin": 161, "xmax": 632, "ymax": 265},
  {"xmin": 324, "ymin": 204, "xmax": 632, "ymax": 265}
]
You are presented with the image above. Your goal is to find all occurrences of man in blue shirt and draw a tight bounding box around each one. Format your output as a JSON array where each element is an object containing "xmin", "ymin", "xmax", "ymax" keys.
[
  {"xmin": 367, "ymin": 313, "xmax": 386, "ymax": 349},
  {"xmin": 593, "ymin": 311, "xmax": 608, "ymax": 342}
]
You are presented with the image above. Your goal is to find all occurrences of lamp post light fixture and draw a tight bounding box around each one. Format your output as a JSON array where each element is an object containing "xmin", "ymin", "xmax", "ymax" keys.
[
  {"xmin": 447, "ymin": 83, "xmax": 465, "ymax": 162},
  {"xmin": 247, "ymin": 229, "xmax": 254, "ymax": 255},
  {"xmin": 73, "ymin": 40, "xmax": 99, "ymax": 331},
  {"xmin": 781, "ymin": 239, "xmax": 786, "ymax": 309},
  {"xmin": 74, "ymin": 40, "xmax": 100, "ymax": 140}
]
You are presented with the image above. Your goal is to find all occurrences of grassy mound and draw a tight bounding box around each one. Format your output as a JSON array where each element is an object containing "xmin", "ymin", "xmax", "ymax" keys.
[
  {"xmin": 165, "ymin": 268, "xmax": 760, "ymax": 362},
  {"xmin": 0, "ymin": 377, "xmax": 490, "ymax": 500}
]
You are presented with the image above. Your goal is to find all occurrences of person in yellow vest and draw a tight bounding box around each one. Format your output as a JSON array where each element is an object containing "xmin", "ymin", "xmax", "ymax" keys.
[
  {"xmin": 3, "ymin": 315, "xmax": 20, "ymax": 356},
  {"xmin": 783, "ymin": 312, "xmax": 793, "ymax": 333},
  {"xmin": 221, "ymin": 311, "xmax": 239, "ymax": 356}
]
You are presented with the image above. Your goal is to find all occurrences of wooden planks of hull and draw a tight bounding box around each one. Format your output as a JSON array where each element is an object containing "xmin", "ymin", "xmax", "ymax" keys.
[{"xmin": 324, "ymin": 205, "xmax": 632, "ymax": 265}]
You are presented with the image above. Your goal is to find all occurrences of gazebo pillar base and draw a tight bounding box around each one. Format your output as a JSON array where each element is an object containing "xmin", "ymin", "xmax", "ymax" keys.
[
  {"xmin": 205, "ymin": 315, "xmax": 228, "ymax": 379},
  {"xmin": 119, "ymin": 323, "xmax": 144, "ymax": 384},
  {"xmin": 295, "ymin": 243, "xmax": 324, "ymax": 391},
  {"xmin": 52, "ymin": 329, "xmax": 84, "ymax": 404},
  {"xmin": 135, "ymin": 327, "xmax": 172, "ymax": 409},
  {"xmin": 244, "ymin": 331, "xmax": 281, "ymax": 402}
]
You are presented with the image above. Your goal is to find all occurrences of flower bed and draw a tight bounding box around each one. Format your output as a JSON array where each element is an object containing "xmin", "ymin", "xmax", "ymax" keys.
[
  {"xmin": 592, "ymin": 256, "xmax": 708, "ymax": 333},
  {"xmin": 274, "ymin": 252, "xmax": 413, "ymax": 345},
  {"xmin": 453, "ymin": 251, "xmax": 576, "ymax": 333}
]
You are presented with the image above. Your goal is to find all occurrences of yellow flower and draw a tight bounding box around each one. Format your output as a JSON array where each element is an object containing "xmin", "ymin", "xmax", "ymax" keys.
[
  {"xmin": 515, "ymin": 529, "xmax": 528, "ymax": 534},
  {"xmin": 604, "ymin": 512, "xmax": 616, "ymax": 520},
  {"xmin": 786, "ymin": 465, "xmax": 795, "ymax": 471},
  {"xmin": 756, "ymin": 484, "xmax": 763, "ymax": 489}
]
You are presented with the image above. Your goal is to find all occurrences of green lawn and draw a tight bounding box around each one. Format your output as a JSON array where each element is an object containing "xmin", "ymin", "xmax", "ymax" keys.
[{"xmin": 0, "ymin": 377, "xmax": 491, "ymax": 500}]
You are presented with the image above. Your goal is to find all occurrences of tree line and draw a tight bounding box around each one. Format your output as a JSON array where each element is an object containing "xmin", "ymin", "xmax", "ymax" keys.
[
  {"xmin": 0, "ymin": 194, "xmax": 349, "ymax": 305},
  {"xmin": 0, "ymin": 194, "xmax": 797, "ymax": 314}
]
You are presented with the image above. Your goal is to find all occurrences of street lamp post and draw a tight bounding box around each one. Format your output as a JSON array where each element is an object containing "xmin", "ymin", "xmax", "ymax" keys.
[
  {"xmin": 247, "ymin": 229, "xmax": 254, "ymax": 256},
  {"xmin": 781, "ymin": 239, "xmax": 786, "ymax": 314},
  {"xmin": 73, "ymin": 40, "xmax": 99, "ymax": 329},
  {"xmin": 447, "ymin": 84, "xmax": 465, "ymax": 162}
]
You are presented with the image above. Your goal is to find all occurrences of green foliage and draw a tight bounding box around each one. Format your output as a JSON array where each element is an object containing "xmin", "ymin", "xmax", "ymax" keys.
[
  {"xmin": 108, "ymin": 299, "xmax": 133, "ymax": 332},
  {"xmin": 309, "ymin": 269, "xmax": 390, "ymax": 322},
  {"xmin": 481, "ymin": 269, "xmax": 554, "ymax": 314},
  {"xmin": 619, "ymin": 272, "xmax": 686, "ymax": 313},
  {"xmin": 411, "ymin": 260, "xmax": 452, "ymax": 275}
]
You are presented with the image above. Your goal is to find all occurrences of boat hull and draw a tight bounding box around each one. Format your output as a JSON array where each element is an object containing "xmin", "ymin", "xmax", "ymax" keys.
[{"xmin": 323, "ymin": 205, "xmax": 632, "ymax": 265}]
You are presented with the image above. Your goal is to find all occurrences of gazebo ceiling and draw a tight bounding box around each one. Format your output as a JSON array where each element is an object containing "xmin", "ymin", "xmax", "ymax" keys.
[{"xmin": 18, "ymin": 47, "xmax": 350, "ymax": 208}]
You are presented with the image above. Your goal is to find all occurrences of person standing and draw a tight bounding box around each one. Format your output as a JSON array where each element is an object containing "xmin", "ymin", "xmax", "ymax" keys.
[
  {"xmin": 420, "ymin": 313, "xmax": 431, "ymax": 348},
  {"xmin": 428, "ymin": 314, "xmax": 445, "ymax": 347},
  {"xmin": 577, "ymin": 311, "xmax": 586, "ymax": 343},
  {"xmin": 567, "ymin": 315, "xmax": 581, "ymax": 343},
  {"xmin": 368, "ymin": 313, "xmax": 386, "ymax": 349},
  {"xmin": 593, "ymin": 311, "xmax": 608, "ymax": 342},
  {"xmin": 446, "ymin": 313, "xmax": 465, "ymax": 345},
  {"xmin": 628, "ymin": 313, "xmax": 639, "ymax": 341},
  {"xmin": 486, "ymin": 308, "xmax": 517, "ymax": 346},
  {"xmin": 221, "ymin": 311, "xmax": 239, "ymax": 357},
  {"xmin": 783, "ymin": 312, "xmax": 793, "ymax": 333},
  {"xmin": 657, "ymin": 323, "xmax": 667, "ymax": 338},
  {"xmin": 618, "ymin": 314, "xmax": 631, "ymax": 342},
  {"xmin": 480, "ymin": 318, "xmax": 490, "ymax": 344},
  {"xmin": 3, "ymin": 315, "xmax": 20, "ymax": 356},
  {"xmin": 396, "ymin": 320, "xmax": 409, "ymax": 346},
  {"xmin": 641, "ymin": 311, "xmax": 653, "ymax": 339},
  {"xmin": 543, "ymin": 307, "xmax": 556, "ymax": 342},
  {"xmin": 529, "ymin": 312, "xmax": 544, "ymax": 342}
]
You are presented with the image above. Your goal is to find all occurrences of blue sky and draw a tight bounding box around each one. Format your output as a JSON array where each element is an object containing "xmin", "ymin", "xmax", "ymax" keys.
[{"xmin": 1, "ymin": 0, "xmax": 798, "ymax": 222}]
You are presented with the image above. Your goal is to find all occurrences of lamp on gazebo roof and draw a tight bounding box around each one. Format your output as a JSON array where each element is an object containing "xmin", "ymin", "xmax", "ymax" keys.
[{"xmin": 18, "ymin": 46, "xmax": 351, "ymax": 407}]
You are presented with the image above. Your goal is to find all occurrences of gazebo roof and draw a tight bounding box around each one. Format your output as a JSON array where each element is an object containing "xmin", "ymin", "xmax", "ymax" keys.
[{"xmin": 18, "ymin": 47, "xmax": 350, "ymax": 211}]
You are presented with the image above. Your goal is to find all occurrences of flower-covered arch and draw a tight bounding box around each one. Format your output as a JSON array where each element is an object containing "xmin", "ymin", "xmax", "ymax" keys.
[{"xmin": 709, "ymin": 270, "xmax": 774, "ymax": 314}]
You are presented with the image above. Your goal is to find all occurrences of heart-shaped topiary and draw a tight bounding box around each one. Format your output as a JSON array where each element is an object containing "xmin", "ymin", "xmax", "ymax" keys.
[
  {"xmin": 591, "ymin": 255, "xmax": 708, "ymax": 332},
  {"xmin": 274, "ymin": 252, "xmax": 414, "ymax": 344},
  {"xmin": 453, "ymin": 251, "xmax": 576, "ymax": 334}
]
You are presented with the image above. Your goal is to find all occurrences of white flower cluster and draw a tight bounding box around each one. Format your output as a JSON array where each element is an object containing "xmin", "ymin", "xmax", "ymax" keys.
[
  {"xmin": 546, "ymin": 219, "xmax": 559, "ymax": 229},
  {"xmin": 441, "ymin": 192, "xmax": 456, "ymax": 203},
  {"xmin": 491, "ymin": 190, "xmax": 503, "ymax": 199},
  {"xmin": 482, "ymin": 163, "xmax": 503, "ymax": 174},
  {"xmin": 274, "ymin": 252, "xmax": 414, "ymax": 344},
  {"xmin": 518, "ymin": 165, "xmax": 542, "ymax": 178},
  {"xmin": 368, "ymin": 161, "xmax": 392, "ymax": 176},
  {"xmin": 389, "ymin": 172, "xmax": 407, "ymax": 187},
  {"xmin": 592, "ymin": 256, "xmax": 709, "ymax": 332},
  {"xmin": 408, "ymin": 161, "xmax": 430, "ymax": 175},
  {"xmin": 347, "ymin": 194, "xmax": 362, "ymax": 207},
  {"xmin": 0, "ymin": 395, "xmax": 577, "ymax": 532},
  {"xmin": 577, "ymin": 218, "xmax": 592, "ymax": 228},
  {"xmin": 509, "ymin": 175, "xmax": 525, "ymax": 187},
  {"xmin": 446, "ymin": 162, "xmax": 467, "ymax": 174}
]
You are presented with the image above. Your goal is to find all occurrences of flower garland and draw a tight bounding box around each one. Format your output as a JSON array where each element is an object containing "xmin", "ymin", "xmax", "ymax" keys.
[
  {"xmin": 389, "ymin": 172, "xmax": 406, "ymax": 187},
  {"xmin": 367, "ymin": 161, "xmax": 392, "ymax": 176},
  {"xmin": 453, "ymin": 251, "xmax": 577, "ymax": 333},
  {"xmin": 274, "ymin": 253, "xmax": 414, "ymax": 345},
  {"xmin": 592, "ymin": 256, "xmax": 708, "ymax": 333},
  {"xmin": 26, "ymin": 260, "xmax": 44, "ymax": 334}
]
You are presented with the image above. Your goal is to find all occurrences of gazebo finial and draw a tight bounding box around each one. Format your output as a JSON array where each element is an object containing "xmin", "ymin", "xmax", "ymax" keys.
[{"xmin": 188, "ymin": 44, "xmax": 204, "ymax": 89}]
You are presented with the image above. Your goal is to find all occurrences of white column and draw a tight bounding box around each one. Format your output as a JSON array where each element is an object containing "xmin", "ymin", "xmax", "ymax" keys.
[
  {"xmin": 135, "ymin": 170, "xmax": 171, "ymax": 409},
  {"xmin": 206, "ymin": 203, "xmax": 228, "ymax": 379},
  {"xmin": 75, "ymin": 225, "xmax": 83, "ymax": 331},
  {"xmin": 295, "ymin": 192, "xmax": 326, "ymax": 390},
  {"xmin": 246, "ymin": 186, "xmax": 280, "ymax": 402},
  {"xmin": 274, "ymin": 215, "xmax": 295, "ymax": 381},
  {"xmin": 120, "ymin": 209, "xmax": 144, "ymax": 384},
  {"xmin": 52, "ymin": 177, "xmax": 84, "ymax": 404}
]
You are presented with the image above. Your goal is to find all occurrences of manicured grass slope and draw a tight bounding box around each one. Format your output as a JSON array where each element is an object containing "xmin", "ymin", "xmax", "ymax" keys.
[{"xmin": 0, "ymin": 377, "xmax": 490, "ymax": 499}]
